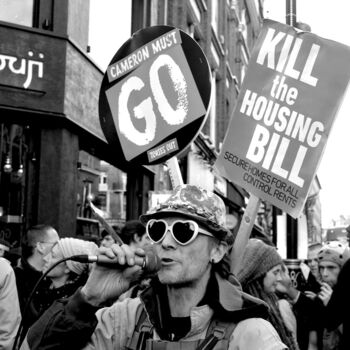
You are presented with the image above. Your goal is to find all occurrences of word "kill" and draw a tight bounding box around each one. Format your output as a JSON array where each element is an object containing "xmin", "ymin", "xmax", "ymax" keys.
[{"xmin": 256, "ymin": 28, "xmax": 320, "ymax": 87}]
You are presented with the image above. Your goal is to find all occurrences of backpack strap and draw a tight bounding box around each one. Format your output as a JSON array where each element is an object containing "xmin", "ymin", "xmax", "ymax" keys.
[
  {"xmin": 197, "ymin": 319, "xmax": 237, "ymax": 350},
  {"xmin": 126, "ymin": 304, "xmax": 153, "ymax": 350},
  {"xmin": 127, "ymin": 305, "xmax": 237, "ymax": 350}
]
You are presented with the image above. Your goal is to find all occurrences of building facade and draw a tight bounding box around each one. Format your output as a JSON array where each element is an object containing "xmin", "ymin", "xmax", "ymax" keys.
[
  {"xmin": 131, "ymin": 0, "xmax": 264, "ymax": 236},
  {"xmin": 0, "ymin": 0, "xmax": 264, "ymax": 248}
]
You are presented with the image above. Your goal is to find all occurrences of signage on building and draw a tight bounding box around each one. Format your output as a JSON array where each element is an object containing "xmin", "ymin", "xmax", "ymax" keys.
[
  {"xmin": 99, "ymin": 26, "xmax": 211, "ymax": 166},
  {"xmin": 215, "ymin": 19, "xmax": 350, "ymax": 218},
  {"xmin": 0, "ymin": 50, "xmax": 44, "ymax": 89},
  {"xmin": 0, "ymin": 25, "xmax": 65, "ymax": 114}
]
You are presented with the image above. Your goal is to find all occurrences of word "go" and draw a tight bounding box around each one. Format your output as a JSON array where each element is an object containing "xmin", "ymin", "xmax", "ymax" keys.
[{"xmin": 117, "ymin": 54, "xmax": 188, "ymax": 146}]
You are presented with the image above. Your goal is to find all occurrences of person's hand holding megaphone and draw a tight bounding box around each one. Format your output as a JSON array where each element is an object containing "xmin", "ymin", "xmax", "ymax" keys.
[{"xmin": 79, "ymin": 244, "xmax": 160, "ymax": 306}]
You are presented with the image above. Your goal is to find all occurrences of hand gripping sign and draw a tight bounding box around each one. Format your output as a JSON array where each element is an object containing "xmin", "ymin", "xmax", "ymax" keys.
[{"xmin": 99, "ymin": 26, "xmax": 211, "ymax": 168}]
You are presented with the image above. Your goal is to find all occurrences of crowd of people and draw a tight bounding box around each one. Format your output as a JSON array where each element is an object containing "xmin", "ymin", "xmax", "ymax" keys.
[{"xmin": 1, "ymin": 184, "xmax": 349, "ymax": 350}]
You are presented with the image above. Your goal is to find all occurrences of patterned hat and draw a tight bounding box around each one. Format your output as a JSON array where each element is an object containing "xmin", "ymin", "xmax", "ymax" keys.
[
  {"xmin": 58, "ymin": 238, "xmax": 99, "ymax": 275},
  {"xmin": 317, "ymin": 241, "xmax": 350, "ymax": 267},
  {"xmin": 140, "ymin": 184, "xmax": 233, "ymax": 244},
  {"xmin": 236, "ymin": 238, "xmax": 283, "ymax": 286}
]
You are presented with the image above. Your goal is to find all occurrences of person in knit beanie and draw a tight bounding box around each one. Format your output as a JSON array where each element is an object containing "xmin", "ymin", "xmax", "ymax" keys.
[
  {"xmin": 316, "ymin": 242, "xmax": 350, "ymax": 350},
  {"xmin": 237, "ymin": 238, "xmax": 300, "ymax": 350},
  {"xmin": 236, "ymin": 238, "xmax": 283, "ymax": 288},
  {"xmin": 56, "ymin": 237, "xmax": 99, "ymax": 275},
  {"xmin": 315, "ymin": 241, "xmax": 350, "ymax": 312},
  {"xmin": 317, "ymin": 241, "xmax": 350, "ymax": 288},
  {"xmin": 22, "ymin": 238, "xmax": 99, "ymax": 334},
  {"xmin": 41, "ymin": 237, "xmax": 98, "ymax": 285}
]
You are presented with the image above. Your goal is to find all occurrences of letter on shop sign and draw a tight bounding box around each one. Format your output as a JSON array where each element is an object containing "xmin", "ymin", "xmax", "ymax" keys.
[{"xmin": 0, "ymin": 51, "xmax": 44, "ymax": 89}]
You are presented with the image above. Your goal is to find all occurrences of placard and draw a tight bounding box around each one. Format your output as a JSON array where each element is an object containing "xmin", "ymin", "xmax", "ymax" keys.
[
  {"xmin": 99, "ymin": 26, "xmax": 211, "ymax": 166},
  {"xmin": 216, "ymin": 19, "xmax": 350, "ymax": 218}
]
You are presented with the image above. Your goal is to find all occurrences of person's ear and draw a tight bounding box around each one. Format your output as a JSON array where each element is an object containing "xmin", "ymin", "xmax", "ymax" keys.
[
  {"xmin": 36, "ymin": 242, "xmax": 45, "ymax": 255},
  {"xmin": 210, "ymin": 241, "xmax": 228, "ymax": 264},
  {"xmin": 133, "ymin": 233, "xmax": 141, "ymax": 243}
]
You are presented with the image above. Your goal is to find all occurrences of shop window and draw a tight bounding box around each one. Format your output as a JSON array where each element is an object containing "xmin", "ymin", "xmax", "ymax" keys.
[
  {"xmin": 76, "ymin": 217, "xmax": 100, "ymax": 241},
  {"xmin": 0, "ymin": 0, "xmax": 55, "ymax": 31},
  {"xmin": 0, "ymin": 0, "xmax": 34, "ymax": 27},
  {"xmin": 0, "ymin": 124, "xmax": 32, "ymax": 252},
  {"xmin": 77, "ymin": 155, "xmax": 127, "ymax": 238},
  {"xmin": 0, "ymin": 124, "xmax": 29, "ymax": 217}
]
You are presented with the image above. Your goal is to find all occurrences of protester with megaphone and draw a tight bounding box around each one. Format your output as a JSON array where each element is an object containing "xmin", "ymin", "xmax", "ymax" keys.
[{"xmin": 21, "ymin": 184, "xmax": 289, "ymax": 350}]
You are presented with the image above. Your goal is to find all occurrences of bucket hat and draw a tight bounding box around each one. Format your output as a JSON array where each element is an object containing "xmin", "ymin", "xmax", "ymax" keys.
[{"xmin": 140, "ymin": 184, "xmax": 233, "ymax": 245}]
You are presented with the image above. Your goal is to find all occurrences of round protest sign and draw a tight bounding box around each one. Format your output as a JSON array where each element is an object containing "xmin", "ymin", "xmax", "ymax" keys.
[{"xmin": 99, "ymin": 25, "xmax": 211, "ymax": 166}]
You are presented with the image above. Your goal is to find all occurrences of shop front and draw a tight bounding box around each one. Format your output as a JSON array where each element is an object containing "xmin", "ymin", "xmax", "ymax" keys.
[{"xmin": 0, "ymin": 20, "xmax": 152, "ymax": 249}]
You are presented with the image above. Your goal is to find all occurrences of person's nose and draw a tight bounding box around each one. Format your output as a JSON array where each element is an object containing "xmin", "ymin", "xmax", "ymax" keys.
[{"xmin": 161, "ymin": 230, "xmax": 177, "ymax": 249}]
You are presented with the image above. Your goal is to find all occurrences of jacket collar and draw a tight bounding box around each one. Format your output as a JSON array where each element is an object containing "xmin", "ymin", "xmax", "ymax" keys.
[
  {"xmin": 140, "ymin": 272, "xmax": 269, "ymax": 339},
  {"xmin": 20, "ymin": 257, "xmax": 43, "ymax": 275}
]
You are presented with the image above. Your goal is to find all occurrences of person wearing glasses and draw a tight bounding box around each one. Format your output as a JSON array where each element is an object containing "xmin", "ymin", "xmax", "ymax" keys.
[
  {"xmin": 24, "ymin": 185, "xmax": 287, "ymax": 350},
  {"xmin": 16, "ymin": 237, "xmax": 99, "ymax": 341},
  {"xmin": 14, "ymin": 225, "xmax": 59, "ymax": 319}
]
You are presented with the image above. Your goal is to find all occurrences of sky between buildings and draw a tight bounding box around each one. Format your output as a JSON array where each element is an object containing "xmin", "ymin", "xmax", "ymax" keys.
[{"xmin": 88, "ymin": 0, "xmax": 350, "ymax": 228}]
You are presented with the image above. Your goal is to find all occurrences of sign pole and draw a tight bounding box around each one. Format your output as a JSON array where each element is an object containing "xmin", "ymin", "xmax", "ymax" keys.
[
  {"xmin": 285, "ymin": 0, "xmax": 298, "ymax": 259},
  {"xmin": 166, "ymin": 156, "xmax": 184, "ymax": 188},
  {"xmin": 231, "ymin": 194, "xmax": 261, "ymax": 275},
  {"xmin": 286, "ymin": 0, "xmax": 297, "ymax": 26}
]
